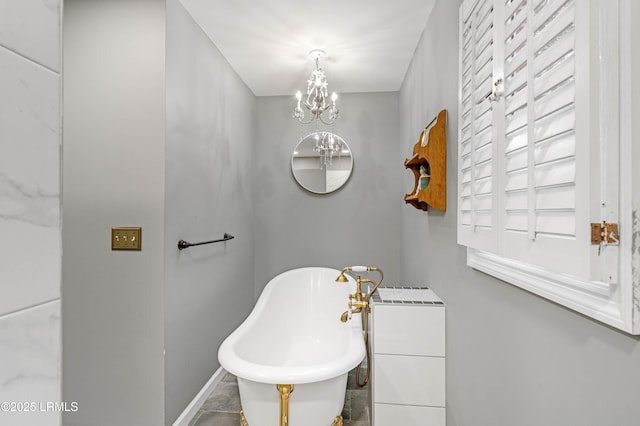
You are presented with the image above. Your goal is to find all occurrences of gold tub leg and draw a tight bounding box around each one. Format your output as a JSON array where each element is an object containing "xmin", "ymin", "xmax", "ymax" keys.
[
  {"xmin": 276, "ymin": 384, "xmax": 294, "ymax": 426},
  {"xmin": 239, "ymin": 409, "xmax": 249, "ymax": 426},
  {"xmin": 240, "ymin": 391, "xmax": 341, "ymax": 426}
]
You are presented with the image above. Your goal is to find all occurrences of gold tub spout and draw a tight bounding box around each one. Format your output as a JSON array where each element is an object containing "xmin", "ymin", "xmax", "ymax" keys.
[{"xmin": 276, "ymin": 384, "xmax": 294, "ymax": 426}]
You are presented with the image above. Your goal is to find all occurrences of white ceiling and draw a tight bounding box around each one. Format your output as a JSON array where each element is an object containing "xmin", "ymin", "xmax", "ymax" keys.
[{"xmin": 179, "ymin": 0, "xmax": 436, "ymax": 97}]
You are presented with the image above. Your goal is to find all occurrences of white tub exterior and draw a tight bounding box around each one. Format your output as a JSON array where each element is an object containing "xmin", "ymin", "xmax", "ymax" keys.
[{"xmin": 218, "ymin": 267, "xmax": 365, "ymax": 426}]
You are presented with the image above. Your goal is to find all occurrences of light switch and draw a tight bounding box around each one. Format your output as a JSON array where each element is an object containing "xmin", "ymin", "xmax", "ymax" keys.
[{"xmin": 111, "ymin": 227, "xmax": 142, "ymax": 251}]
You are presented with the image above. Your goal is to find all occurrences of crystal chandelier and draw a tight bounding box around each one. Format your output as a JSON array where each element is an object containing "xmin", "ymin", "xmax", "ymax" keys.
[
  {"xmin": 292, "ymin": 49, "xmax": 339, "ymax": 125},
  {"xmin": 312, "ymin": 132, "xmax": 343, "ymax": 170}
]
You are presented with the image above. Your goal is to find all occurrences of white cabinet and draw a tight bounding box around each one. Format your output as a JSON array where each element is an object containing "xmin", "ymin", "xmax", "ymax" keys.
[{"xmin": 370, "ymin": 287, "xmax": 445, "ymax": 426}]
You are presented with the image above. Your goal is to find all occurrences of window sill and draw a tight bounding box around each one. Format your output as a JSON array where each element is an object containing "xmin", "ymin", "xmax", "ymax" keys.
[{"xmin": 467, "ymin": 248, "xmax": 636, "ymax": 333}]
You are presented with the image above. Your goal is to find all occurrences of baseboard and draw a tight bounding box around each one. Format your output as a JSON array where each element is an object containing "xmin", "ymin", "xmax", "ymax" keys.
[{"xmin": 172, "ymin": 366, "xmax": 226, "ymax": 426}]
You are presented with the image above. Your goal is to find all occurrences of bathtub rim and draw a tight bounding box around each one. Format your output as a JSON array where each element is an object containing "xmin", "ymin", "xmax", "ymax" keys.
[{"xmin": 218, "ymin": 266, "xmax": 366, "ymax": 385}]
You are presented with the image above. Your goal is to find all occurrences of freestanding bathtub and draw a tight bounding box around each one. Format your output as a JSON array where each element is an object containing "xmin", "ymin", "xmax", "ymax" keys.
[{"xmin": 218, "ymin": 267, "xmax": 365, "ymax": 426}]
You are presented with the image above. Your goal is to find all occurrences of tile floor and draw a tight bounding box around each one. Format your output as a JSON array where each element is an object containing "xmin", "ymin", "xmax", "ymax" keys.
[{"xmin": 190, "ymin": 368, "xmax": 370, "ymax": 426}]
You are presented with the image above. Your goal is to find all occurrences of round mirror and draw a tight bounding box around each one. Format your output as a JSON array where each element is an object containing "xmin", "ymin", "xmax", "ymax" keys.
[{"xmin": 291, "ymin": 132, "xmax": 353, "ymax": 194}]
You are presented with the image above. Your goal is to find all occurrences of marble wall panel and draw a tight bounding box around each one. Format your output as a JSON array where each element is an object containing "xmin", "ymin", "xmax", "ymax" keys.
[
  {"xmin": 0, "ymin": 45, "xmax": 60, "ymax": 316},
  {"xmin": 0, "ymin": 0, "xmax": 60, "ymax": 71},
  {"xmin": 0, "ymin": 1, "xmax": 61, "ymax": 424},
  {"xmin": 0, "ymin": 301, "xmax": 61, "ymax": 426}
]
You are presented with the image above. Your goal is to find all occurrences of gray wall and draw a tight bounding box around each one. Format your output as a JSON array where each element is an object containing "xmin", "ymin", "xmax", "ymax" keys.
[
  {"xmin": 164, "ymin": 0, "xmax": 256, "ymax": 423},
  {"xmin": 400, "ymin": 1, "xmax": 640, "ymax": 425},
  {"xmin": 59, "ymin": 1, "xmax": 640, "ymax": 424},
  {"xmin": 62, "ymin": 1, "xmax": 166, "ymax": 424},
  {"xmin": 253, "ymin": 93, "xmax": 402, "ymax": 295}
]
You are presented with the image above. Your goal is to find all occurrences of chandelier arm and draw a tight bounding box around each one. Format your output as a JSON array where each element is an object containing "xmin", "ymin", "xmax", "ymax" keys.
[
  {"xmin": 303, "ymin": 98, "xmax": 316, "ymax": 111},
  {"xmin": 295, "ymin": 114, "xmax": 316, "ymax": 125},
  {"xmin": 304, "ymin": 92, "xmax": 319, "ymax": 111},
  {"xmin": 305, "ymin": 89, "xmax": 328, "ymax": 111},
  {"xmin": 318, "ymin": 115, "xmax": 337, "ymax": 126}
]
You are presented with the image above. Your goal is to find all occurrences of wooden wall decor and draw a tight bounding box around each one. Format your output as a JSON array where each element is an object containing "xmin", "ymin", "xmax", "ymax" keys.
[{"xmin": 404, "ymin": 109, "xmax": 446, "ymax": 211}]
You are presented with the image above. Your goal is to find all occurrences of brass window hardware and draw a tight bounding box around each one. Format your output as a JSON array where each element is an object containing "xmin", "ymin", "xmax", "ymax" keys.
[{"xmin": 590, "ymin": 222, "xmax": 619, "ymax": 245}]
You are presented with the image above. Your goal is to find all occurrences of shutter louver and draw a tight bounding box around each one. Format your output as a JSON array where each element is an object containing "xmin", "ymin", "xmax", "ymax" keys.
[
  {"xmin": 531, "ymin": 0, "xmax": 577, "ymax": 238},
  {"xmin": 503, "ymin": 0, "xmax": 529, "ymax": 234},
  {"xmin": 458, "ymin": 0, "xmax": 497, "ymax": 249},
  {"xmin": 459, "ymin": 17, "xmax": 474, "ymax": 232}
]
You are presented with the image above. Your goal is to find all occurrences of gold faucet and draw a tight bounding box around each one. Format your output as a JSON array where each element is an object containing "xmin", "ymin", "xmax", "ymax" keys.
[
  {"xmin": 335, "ymin": 266, "xmax": 384, "ymax": 322},
  {"xmin": 338, "ymin": 274, "xmax": 370, "ymax": 322},
  {"xmin": 335, "ymin": 266, "xmax": 384, "ymax": 387}
]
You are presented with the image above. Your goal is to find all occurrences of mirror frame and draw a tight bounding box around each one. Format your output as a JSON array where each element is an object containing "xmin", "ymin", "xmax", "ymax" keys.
[{"xmin": 291, "ymin": 132, "xmax": 353, "ymax": 194}]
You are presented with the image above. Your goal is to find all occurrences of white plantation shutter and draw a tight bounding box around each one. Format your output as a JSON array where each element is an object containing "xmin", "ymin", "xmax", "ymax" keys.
[
  {"xmin": 500, "ymin": 0, "xmax": 593, "ymax": 279},
  {"xmin": 458, "ymin": 0, "xmax": 498, "ymax": 251},
  {"xmin": 458, "ymin": 0, "xmax": 636, "ymax": 333},
  {"xmin": 459, "ymin": 0, "xmax": 598, "ymax": 279}
]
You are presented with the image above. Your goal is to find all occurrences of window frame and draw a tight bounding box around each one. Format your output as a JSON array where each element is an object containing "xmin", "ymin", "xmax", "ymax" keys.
[{"xmin": 458, "ymin": 0, "xmax": 640, "ymax": 334}]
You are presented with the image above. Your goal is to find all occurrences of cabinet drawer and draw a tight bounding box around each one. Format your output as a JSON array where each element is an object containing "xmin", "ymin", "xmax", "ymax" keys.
[
  {"xmin": 373, "ymin": 354, "xmax": 445, "ymax": 407},
  {"xmin": 373, "ymin": 304, "xmax": 445, "ymax": 356},
  {"xmin": 374, "ymin": 403, "xmax": 445, "ymax": 426}
]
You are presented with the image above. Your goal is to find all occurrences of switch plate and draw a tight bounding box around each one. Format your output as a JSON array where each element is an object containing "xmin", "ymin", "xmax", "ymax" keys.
[{"xmin": 112, "ymin": 227, "xmax": 142, "ymax": 251}]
